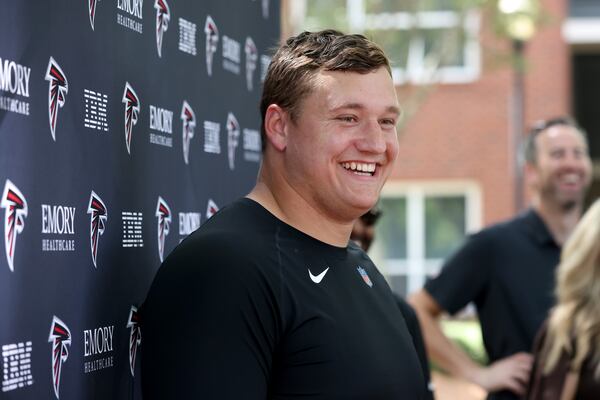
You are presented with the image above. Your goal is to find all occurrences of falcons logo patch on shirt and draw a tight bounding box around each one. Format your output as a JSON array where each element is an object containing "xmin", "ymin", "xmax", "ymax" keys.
[
  {"xmin": 49, "ymin": 316, "xmax": 71, "ymax": 399},
  {"xmin": 1, "ymin": 179, "xmax": 27, "ymax": 272}
]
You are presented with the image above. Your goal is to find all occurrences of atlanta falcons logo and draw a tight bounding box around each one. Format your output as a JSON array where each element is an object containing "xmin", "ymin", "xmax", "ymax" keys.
[
  {"xmin": 206, "ymin": 199, "xmax": 219, "ymax": 220},
  {"xmin": 181, "ymin": 100, "xmax": 196, "ymax": 164},
  {"xmin": 89, "ymin": 0, "xmax": 99, "ymax": 30},
  {"xmin": 87, "ymin": 191, "xmax": 107, "ymax": 268},
  {"xmin": 227, "ymin": 112, "xmax": 240, "ymax": 171},
  {"xmin": 245, "ymin": 37, "xmax": 258, "ymax": 91},
  {"xmin": 1, "ymin": 180, "xmax": 27, "ymax": 272},
  {"xmin": 204, "ymin": 15, "xmax": 219, "ymax": 76},
  {"xmin": 155, "ymin": 0, "xmax": 170, "ymax": 57},
  {"xmin": 48, "ymin": 316, "xmax": 71, "ymax": 400},
  {"xmin": 122, "ymin": 82, "xmax": 140, "ymax": 155},
  {"xmin": 156, "ymin": 196, "xmax": 171, "ymax": 262},
  {"xmin": 127, "ymin": 305, "xmax": 142, "ymax": 377},
  {"xmin": 45, "ymin": 57, "xmax": 68, "ymax": 141}
]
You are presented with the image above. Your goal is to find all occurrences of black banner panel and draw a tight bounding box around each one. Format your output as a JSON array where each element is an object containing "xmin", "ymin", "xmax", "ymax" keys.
[{"xmin": 0, "ymin": 1, "xmax": 280, "ymax": 399}]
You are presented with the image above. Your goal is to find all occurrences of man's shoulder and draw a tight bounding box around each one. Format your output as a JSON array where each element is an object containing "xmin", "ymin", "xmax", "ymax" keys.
[
  {"xmin": 475, "ymin": 212, "xmax": 527, "ymax": 240},
  {"xmin": 162, "ymin": 199, "xmax": 278, "ymax": 273},
  {"xmin": 475, "ymin": 210, "xmax": 543, "ymax": 246},
  {"xmin": 189, "ymin": 200, "xmax": 273, "ymax": 250}
]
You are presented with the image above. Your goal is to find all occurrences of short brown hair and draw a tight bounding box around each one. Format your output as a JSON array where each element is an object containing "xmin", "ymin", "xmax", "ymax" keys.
[
  {"xmin": 260, "ymin": 30, "xmax": 392, "ymax": 149},
  {"xmin": 523, "ymin": 116, "xmax": 589, "ymax": 165}
]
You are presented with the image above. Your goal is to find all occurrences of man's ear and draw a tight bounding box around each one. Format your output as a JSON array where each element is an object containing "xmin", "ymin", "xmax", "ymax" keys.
[
  {"xmin": 524, "ymin": 161, "xmax": 539, "ymax": 189},
  {"xmin": 264, "ymin": 104, "xmax": 289, "ymax": 152}
]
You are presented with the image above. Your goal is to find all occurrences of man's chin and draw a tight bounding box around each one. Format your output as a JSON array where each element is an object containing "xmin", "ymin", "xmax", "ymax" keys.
[{"xmin": 554, "ymin": 193, "xmax": 583, "ymax": 211}]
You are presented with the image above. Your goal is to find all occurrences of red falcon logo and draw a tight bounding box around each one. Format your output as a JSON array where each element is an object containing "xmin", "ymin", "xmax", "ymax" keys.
[
  {"xmin": 87, "ymin": 191, "xmax": 107, "ymax": 268},
  {"xmin": 48, "ymin": 316, "xmax": 71, "ymax": 399},
  {"xmin": 206, "ymin": 199, "xmax": 219, "ymax": 220},
  {"xmin": 155, "ymin": 0, "xmax": 170, "ymax": 57},
  {"xmin": 1, "ymin": 180, "xmax": 27, "ymax": 272},
  {"xmin": 89, "ymin": 0, "xmax": 98, "ymax": 30},
  {"xmin": 227, "ymin": 112, "xmax": 240, "ymax": 170},
  {"xmin": 245, "ymin": 37, "xmax": 258, "ymax": 91},
  {"xmin": 156, "ymin": 196, "xmax": 171, "ymax": 262},
  {"xmin": 204, "ymin": 15, "xmax": 219, "ymax": 76},
  {"xmin": 45, "ymin": 57, "xmax": 68, "ymax": 141},
  {"xmin": 127, "ymin": 305, "xmax": 142, "ymax": 377},
  {"xmin": 181, "ymin": 100, "xmax": 196, "ymax": 164},
  {"xmin": 122, "ymin": 82, "xmax": 140, "ymax": 155}
]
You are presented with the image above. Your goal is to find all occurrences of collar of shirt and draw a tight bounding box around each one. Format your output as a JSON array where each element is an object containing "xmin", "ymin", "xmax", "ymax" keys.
[{"xmin": 519, "ymin": 208, "xmax": 559, "ymax": 248}]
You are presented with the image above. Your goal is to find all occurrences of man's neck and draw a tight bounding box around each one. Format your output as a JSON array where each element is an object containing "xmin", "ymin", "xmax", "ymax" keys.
[
  {"xmin": 247, "ymin": 178, "xmax": 354, "ymax": 248},
  {"xmin": 532, "ymin": 197, "xmax": 582, "ymax": 246}
]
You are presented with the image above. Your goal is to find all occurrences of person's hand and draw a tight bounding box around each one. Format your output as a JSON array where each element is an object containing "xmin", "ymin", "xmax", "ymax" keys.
[{"xmin": 469, "ymin": 352, "xmax": 534, "ymax": 396}]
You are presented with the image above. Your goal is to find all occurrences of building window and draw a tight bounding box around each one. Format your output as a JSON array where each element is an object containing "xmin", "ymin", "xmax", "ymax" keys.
[
  {"xmin": 370, "ymin": 181, "xmax": 481, "ymax": 297},
  {"xmin": 424, "ymin": 196, "xmax": 466, "ymax": 259},
  {"xmin": 377, "ymin": 197, "xmax": 408, "ymax": 259},
  {"xmin": 290, "ymin": 0, "xmax": 481, "ymax": 84}
]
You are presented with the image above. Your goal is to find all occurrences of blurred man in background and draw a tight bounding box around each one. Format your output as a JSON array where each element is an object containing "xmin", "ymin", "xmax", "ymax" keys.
[{"xmin": 409, "ymin": 117, "xmax": 593, "ymax": 400}]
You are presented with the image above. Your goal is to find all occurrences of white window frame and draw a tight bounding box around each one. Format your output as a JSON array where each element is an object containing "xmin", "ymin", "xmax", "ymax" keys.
[
  {"xmin": 290, "ymin": 0, "xmax": 481, "ymax": 85},
  {"xmin": 371, "ymin": 180, "xmax": 482, "ymax": 295}
]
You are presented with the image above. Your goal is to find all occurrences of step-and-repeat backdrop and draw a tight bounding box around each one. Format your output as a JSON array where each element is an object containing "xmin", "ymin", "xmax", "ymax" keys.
[{"xmin": 0, "ymin": 1, "xmax": 279, "ymax": 398}]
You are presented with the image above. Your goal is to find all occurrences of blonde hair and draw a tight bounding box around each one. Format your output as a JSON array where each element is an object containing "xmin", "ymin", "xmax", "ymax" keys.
[{"xmin": 544, "ymin": 199, "xmax": 600, "ymax": 377}]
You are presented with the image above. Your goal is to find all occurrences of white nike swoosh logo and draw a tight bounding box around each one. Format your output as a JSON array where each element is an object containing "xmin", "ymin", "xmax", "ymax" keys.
[{"xmin": 308, "ymin": 267, "xmax": 330, "ymax": 284}]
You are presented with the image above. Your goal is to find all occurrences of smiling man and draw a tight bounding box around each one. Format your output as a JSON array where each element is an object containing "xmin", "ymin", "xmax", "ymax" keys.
[
  {"xmin": 409, "ymin": 117, "xmax": 592, "ymax": 400},
  {"xmin": 141, "ymin": 30, "xmax": 428, "ymax": 399}
]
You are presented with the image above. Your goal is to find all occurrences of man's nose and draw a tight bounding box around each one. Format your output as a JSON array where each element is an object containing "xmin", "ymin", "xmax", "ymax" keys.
[{"xmin": 356, "ymin": 119, "xmax": 387, "ymax": 153}]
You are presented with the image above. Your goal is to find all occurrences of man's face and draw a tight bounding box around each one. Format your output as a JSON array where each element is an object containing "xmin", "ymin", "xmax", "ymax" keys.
[
  {"xmin": 282, "ymin": 68, "xmax": 400, "ymax": 222},
  {"xmin": 529, "ymin": 125, "xmax": 592, "ymax": 209}
]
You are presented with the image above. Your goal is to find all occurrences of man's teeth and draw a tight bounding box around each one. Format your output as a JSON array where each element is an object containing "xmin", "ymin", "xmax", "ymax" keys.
[
  {"xmin": 562, "ymin": 174, "xmax": 579, "ymax": 184},
  {"xmin": 342, "ymin": 162, "xmax": 376, "ymax": 174}
]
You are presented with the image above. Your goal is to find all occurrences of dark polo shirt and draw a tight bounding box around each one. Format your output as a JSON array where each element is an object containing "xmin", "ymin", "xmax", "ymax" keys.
[{"xmin": 425, "ymin": 209, "xmax": 560, "ymax": 400}]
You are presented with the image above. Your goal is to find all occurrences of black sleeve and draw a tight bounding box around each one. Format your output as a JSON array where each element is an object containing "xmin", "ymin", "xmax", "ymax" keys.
[
  {"xmin": 140, "ymin": 235, "xmax": 282, "ymax": 400},
  {"xmin": 424, "ymin": 230, "xmax": 492, "ymax": 315},
  {"xmin": 394, "ymin": 293, "xmax": 434, "ymax": 400}
]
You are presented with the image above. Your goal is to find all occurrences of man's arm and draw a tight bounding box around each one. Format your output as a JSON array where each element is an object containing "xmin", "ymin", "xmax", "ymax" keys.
[
  {"xmin": 408, "ymin": 289, "xmax": 533, "ymax": 396},
  {"xmin": 394, "ymin": 294, "xmax": 434, "ymax": 400}
]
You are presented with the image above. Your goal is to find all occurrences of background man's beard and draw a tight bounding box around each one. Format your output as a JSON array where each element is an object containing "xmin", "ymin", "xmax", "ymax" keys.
[
  {"xmin": 560, "ymin": 200, "xmax": 577, "ymax": 212},
  {"xmin": 542, "ymin": 187, "xmax": 580, "ymax": 212}
]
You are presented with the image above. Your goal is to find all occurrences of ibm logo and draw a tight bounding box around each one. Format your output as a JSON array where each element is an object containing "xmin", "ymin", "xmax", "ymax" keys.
[
  {"xmin": 178, "ymin": 18, "xmax": 197, "ymax": 56},
  {"xmin": 2, "ymin": 342, "xmax": 33, "ymax": 393},
  {"xmin": 84, "ymin": 89, "xmax": 109, "ymax": 132}
]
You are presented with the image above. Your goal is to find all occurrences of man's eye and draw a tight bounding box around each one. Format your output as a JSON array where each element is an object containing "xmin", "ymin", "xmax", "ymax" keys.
[
  {"xmin": 337, "ymin": 116, "xmax": 357, "ymax": 123},
  {"xmin": 380, "ymin": 119, "xmax": 396, "ymax": 126}
]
